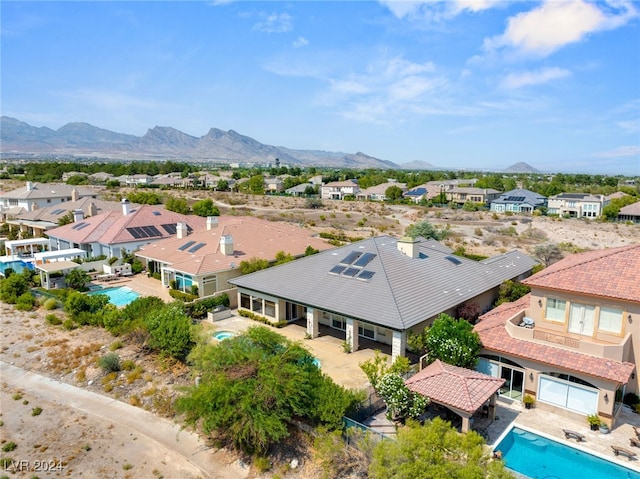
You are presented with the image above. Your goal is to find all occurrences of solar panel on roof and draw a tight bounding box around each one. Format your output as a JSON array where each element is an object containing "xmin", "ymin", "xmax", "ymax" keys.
[
  {"xmin": 329, "ymin": 265, "xmax": 347, "ymax": 275},
  {"xmin": 52, "ymin": 208, "xmax": 65, "ymax": 215},
  {"xmin": 353, "ymin": 252, "xmax": 376, "ymax": 267},
  {"xmin": 72, "ymin": 222, "xmax": 87, "ymax": 230},
  {"xmin": 188, "ymin": 242, "xmax": 206, "ymax": 253},
  {"xmin": 339, "ymin": 251, "xmax": 362, "ymax": 265},
  {"xmin": 445, "ymin": 255, "xmax": 462, "ymax": 265},
  {"xmin": 357, "ymin": 270, "xmax": 375, "ymax": 280},
  {"xmin": 126, "ymin": 227, "xmax": 142, "ymax": 239},
  {"xmin": 152, "ymin": 211, "xmax": 161, "ymax": 216},
  {"xmin": 342, "ymin": 267, "xmax": 359, "ymax": 277},
  {"xmin": 76, "ymin": 223, "xmax": 89, "ymax": 230},
  {"xmin": 141, "ymin": 225, "xmax": 161, "ymax": 237},
  {"xmin": 161, "ymin": 224, "xmax": 177, "ymax": 234},
  {"xmin": 178, "ymin": 240, "xmax": 196, "ymax": 251}
]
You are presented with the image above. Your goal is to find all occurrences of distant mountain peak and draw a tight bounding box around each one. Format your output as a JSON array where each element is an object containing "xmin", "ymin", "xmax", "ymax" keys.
[{"xmin": 503, "ymin": 162, "xmax": 540, "ymax": 173}]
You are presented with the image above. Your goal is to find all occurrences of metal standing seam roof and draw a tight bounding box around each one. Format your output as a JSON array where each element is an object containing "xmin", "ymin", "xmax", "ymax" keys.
[{"xmin": 229, "ymin": 236, "xmax": 538, "ymax": 331}]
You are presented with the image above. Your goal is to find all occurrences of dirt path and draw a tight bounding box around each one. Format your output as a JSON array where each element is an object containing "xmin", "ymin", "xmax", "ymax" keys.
[{"xmin": 0, "ymin": 361, "xmax": 247, "ymax": 479}]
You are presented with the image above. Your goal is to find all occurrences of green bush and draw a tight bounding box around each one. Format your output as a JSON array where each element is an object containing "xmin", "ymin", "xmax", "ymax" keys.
[
  {"xmin": 1, "ymin": 442, "xmax": 17, "ymax": 452},
  {"xmin": 168, "ymin": 289, "xmax": 198, "ymax": 302},
  {"xmin": 63, "ymin": 319, "xmax": 76, "ymax": 330},
  {"xmin": 45, "ymin": 314, "xmax": 62, "ymax": 326},
  {"xmin": 15, "ymin": 292, "xmax": 35, "ymax": 311},
  {"xmin": 43, "ymin": 298, "xmax": 59, "ymax": 310},
  {"xmin": 98, "ymin": 353, "xmax": 121, "ymax": 373},
  {"xmin": 186, "ymin": 294, "xmax": 230, "ymax": 319}
]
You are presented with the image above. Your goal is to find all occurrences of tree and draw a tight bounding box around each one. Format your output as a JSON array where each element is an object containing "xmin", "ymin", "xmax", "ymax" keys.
[
  {"xmin": 534, "ymin": 244, "xmax": 563, "ymax": 266},
  {"xmin": 144, "ymin": 303, "xmax": 194, "ymax": 360},
  {"xmin": 247, "ymin": 174, "xmax": 265, "ymax": 194},
  {"xmin": 126, "ymin": 191, "xmax": 162, "ymax": 205},
  {"xmin": 360, "ymin": 350, "xmax": 411, "ymax": 390},
  {"xmin": 64, "ymin": 269, "xmax": 90, "ymax": 290},
  {"xmin": 64, "ymin": 291, "xmax": 110, "ymax": 326},
  {"xmin": 57, "ymin": 211, "xmax": 74, "ymax": 226},
  {"xmin": 495, "ymin": 280, "xmax": 531, "ymax": 306},
  {"xmin": 424, "ymin": 314, "xmax": 482, "ymax": 369},
  {"xmin": 239, "ymin": 257, "xmax": 269, "ymax": 274},
  {"xmin": 603, "ymin": 196, "xmax": 639, "ymax": 221},
  {"xmin": 191, "ymin": 198, "xmax": 220, "ymax": 217},
  {"xmin": 369, "ymin": 418, "xmax": 512, "ymax": 479},
  {"xmin": 385, "ymin": 185, "xmax": 404, "ymax": 201},
  {"xmin": 164, "ymin": 196, "xmax": 190, "ymax": 214},
  {"xmin": 216, "ymin": 179, "xmax": 229, "ymax": 191},
  {"xmin": 0, "ymin": 272, "xmax": 30, "ymax": 303},
  {"xmin": 377, "ymin": 373, "xmax": 429, "ymax": 420},
  {"xmin": 177, "ymin": 326, "xmax": 361, "ymax": 453},
  {"xmin": 405, "ymin": 220, "xmax": 448, "ymax": 240}
]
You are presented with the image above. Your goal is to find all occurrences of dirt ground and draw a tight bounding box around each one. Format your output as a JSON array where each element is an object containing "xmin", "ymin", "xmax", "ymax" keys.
[{"xmin": 1, "ymin": 190, "xmax": 638, "ymax": 478}]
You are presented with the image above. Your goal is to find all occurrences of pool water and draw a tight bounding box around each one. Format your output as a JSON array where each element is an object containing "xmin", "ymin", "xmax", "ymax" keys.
[
  {"xmin": 212, "ymin": 331, "xmax": 235, "ymax": 341},
  {"xmin": 88, "ymin": 286, "xmax": 140, "ymax": 307},
  {"xmin": 495, "ymin": 427, "xmax": 640, "ymax": 479},
  {"xmin": 0, "ymin": 260, "xmax": 34, "ymax": 276}
]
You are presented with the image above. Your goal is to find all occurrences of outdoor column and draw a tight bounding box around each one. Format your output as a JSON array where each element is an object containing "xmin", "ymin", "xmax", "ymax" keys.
[
  {"xmin": 391, "ymin": 330, "xmax": 407, "ymax": 362},
  {"xmin": 489, "ymin": 394, "xmax": 497, "ymax": 421},
  {"xmin": 461, "ymin": 416, "xmax": 471, "ymax": 433},
  {"xmin": 306, "ymin": 307, "xmax": 319, "ymax": 338},
  {"xmin": 346, "ymin": 318, "xmax": 359, "ymax": 353}
]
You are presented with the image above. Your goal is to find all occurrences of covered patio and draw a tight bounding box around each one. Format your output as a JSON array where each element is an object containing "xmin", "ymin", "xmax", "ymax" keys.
[
  {"xmin": 4, "ymin": 238, "xmax": 50, "ymax": 259},
  {"xmin": 36, "ymin": 261, "xmax": 81, "ymax": 290},
  {"xmin": 34, "ymin": 248, "xmax": 87, "ymax": 265},
  {"xmin": 405, "ymin": 360, "xmax": 505, "ymax": 433}
]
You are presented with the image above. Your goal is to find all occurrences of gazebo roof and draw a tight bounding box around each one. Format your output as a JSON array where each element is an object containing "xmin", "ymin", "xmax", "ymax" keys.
[
  {"xmin": 36, "ymin": 261, "xmax": 81, "ymax": 273},
  {"xmin": 405, "ymin": 360, "xmax": 504, "ymax": 414}
]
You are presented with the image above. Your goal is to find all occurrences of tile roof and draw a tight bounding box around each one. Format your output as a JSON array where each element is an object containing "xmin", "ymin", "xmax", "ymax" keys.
[
  {"xmin": 46, "ymin": 205, "xmax": 206, "ymax": 246},
  {"xmin": 620, "ymin": 201, "xmax": 640, "ymax": 216},
  {"xmin": 405, "ymin": 360, "xmax": 505, "ymax": 414},
  {"xmin": 491, "ymin": 188, "xmax": 546, "ymax": 206},
  {"xmin": 136, "ymin": 216, "xmax": 333, "ymax": 275},
  {"xmin": 0, "ymin": 182, "xmax": 98, "ymax": 200},
  {"xmin": 523, "ymin": 244, "xmax": 640, "ymax": 302},
  {"xmin": 230, "ymin": 236, "xmax": 538, "ymax": 331},
  {"xmin": 474, "ymin": 294, "xmax": 635, "ymax": 384},
  {"xmin": 12, "ymin": 198, "xmax": 125, "ymax": 224}
]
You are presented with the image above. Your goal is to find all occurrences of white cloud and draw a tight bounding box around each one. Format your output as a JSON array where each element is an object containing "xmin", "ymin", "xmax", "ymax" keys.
[
  {"xmin": 378, "ymin": 0, "xmax": 501, "ymax": 20},
  {"xmin": 595, "ymin": 145, "xmax": 640, "ymax": 158},
  {"xmin": 484, "ymin": 0, "xmax": 638, "ymax": 58},
  {"xmin": 253, "ymin": 13, "xmax": 292, "ymax": 33},
  {"xmin": 293, "ymin": 36, "xmax": 308, "ymax": 48},
  {"xmin": 500, "ymin": 67, "xmax": 571, "ymax": 89}
]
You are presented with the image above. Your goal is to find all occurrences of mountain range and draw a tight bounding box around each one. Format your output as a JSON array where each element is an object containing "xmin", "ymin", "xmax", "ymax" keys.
[{"xmin": 0, "ymin": 117, "xmax": 540, "ymax": 173}]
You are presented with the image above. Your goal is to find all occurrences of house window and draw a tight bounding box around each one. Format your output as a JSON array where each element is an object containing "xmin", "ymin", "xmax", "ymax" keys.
[
  {"xmin": 264, "ymin": 300, "xmax": 276, "ymax": 318},
  {"xmin": 545, "ymin": 298, "xmax": 566, "ymax": 322},
  {"xmin": 598, "ymin": 306, "xmax": 622, "ymax": 334},
  {"xmin": 568, "ymin": 303, "xmax": 595, "ymax": 336},
  {"xmin": 332, "ymin": 316, "xmax": 346, "ymax": 330},
  {"xmin": 358, "ymin": 324, "xmax": 375, "ymax": 339},
  {"xmin": 252, "ymin": 297, "xmax": 263, "ymax": 314},
  {"xmin": 240, "ymin": 293, "xmax": 251, "ymax": 309}
]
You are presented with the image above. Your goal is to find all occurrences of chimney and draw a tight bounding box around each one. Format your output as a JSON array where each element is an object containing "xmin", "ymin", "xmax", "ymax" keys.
[
  {"xmin": 177, "ymin": 222, "xmax": 188, "ymax": 239},
  {"xmin": 121, "ymin": 198, "xmax": 131, "ymax": 216},
  {"xmin": 73, "ymin": 209, "xmax": 84, "ymax": 223},
  {"xmin": 89, "ymin": 202, "xmax": 98, "ymax": 217},
  {"xmin": 397, "ymin": 237, "xmax": 420, "ymax": 259},
  {"xmin": 220, "ymin": 235, "xmax": 234, "ymax": 256},
  {"xmin": 206, "ymin": 216, "xmax": 218, "ymax": 230},
  {"xmin": 26, "ymin": 181, "xmax": 33, "ymax": 191},
  {"xmin": 71, "ymin": 188, "xmax": 79, "ymax": 202}
]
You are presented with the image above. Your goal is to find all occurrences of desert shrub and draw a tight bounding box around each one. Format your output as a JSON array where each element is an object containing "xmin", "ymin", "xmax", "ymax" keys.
[
  {"xmin": 121, "ymin": 359, "xmax": 136, "ymax": 371},
  {"xmin": 15, "ymin": 292, "xmax": 35, "ymax": 311},
  {"xmin": 98, "ymin": 353, "xmax": 121, "ymax": 372},
  {"xmin": 31, "ymin": 407, "xmax": 43, "ymax": 416},
  {"xmin": 109, "ymin": 340, "xmax": 123, "ymax": 351},
  {"xmin": 45, "ymin": 314, "xmax": 62, "ymax": 326},
  {"xmin": 43, "ymin": 298, "xmax": 59, "ymax": 310},
  {"xmin": 144, "ymin": 304, "xmax": 195, "ymax": 360},
  {"xmin": 63, "ymin": 319, "xmax": 76, "ymax": 330},
  {"xmin": 2, "ymin": 442, "xmax": 17, "ymax": 452},
  {"xmin": 103, "ymin": 295, "xmax": 164, "ymax": 336}
]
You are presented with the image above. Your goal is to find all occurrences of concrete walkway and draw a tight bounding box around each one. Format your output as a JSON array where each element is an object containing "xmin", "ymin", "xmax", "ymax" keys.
[{"xmin": 0, "ymin": 361, "xmax": 246, "ymax": 479}]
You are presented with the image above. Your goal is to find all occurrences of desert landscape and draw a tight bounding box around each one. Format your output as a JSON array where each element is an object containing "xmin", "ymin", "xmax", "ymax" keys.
[{"xmin": 1, "ymin": 191, "xmax": 639, "ymax": 478}]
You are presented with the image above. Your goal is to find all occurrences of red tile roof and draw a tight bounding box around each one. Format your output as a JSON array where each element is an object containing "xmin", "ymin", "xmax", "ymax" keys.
[
  {"xmin": 523, "ymin": 244, "xmax": 640, "ymax": 302},
  {"xmin": 405, "ymin": 360, "xmax": 505, "ymax": 414},
  {"xmin": 136, "ymin": 216, "xmax": 333, "ymax": 275},
  {"xmin": 475, "ymin": 294, "xmax": 635, "ymax": 384}
]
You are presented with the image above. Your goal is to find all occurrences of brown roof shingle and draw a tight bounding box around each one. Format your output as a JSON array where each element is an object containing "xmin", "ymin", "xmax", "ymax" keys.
[
  {"xmin": 405, "ymin": 360, "xmax": 504, "ymax": 414},
  {"xmin": 523, "ymin": 244, "xmax": 640, "ymax": 302}
]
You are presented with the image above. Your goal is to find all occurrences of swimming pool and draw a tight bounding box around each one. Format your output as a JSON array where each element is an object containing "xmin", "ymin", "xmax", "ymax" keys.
[
  {"xmin": 87, "ymin": 286, "xmax": 140, "ymax": 307},
  {"xmin": 495, "ymin": 426, "xmax": 640, "ymax": 479},
  {"xmin": 212, "ymin": 331, "xmax": 236, "ymax": 341},
  {"xmin": 0, "ymin": 260, "xmax": 34, "ymax": 276}
]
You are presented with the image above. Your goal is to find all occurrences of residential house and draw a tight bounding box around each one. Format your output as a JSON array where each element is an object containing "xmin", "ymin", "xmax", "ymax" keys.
[
  {"xmin": 356, "ymin": 182, "xmax": 407, "ymax": 201},
  {"xmin": 446, "ymin": 187, "xmax": 501, "ymax": 206},
  {"xmin": 45, "ymin": 199, "xmax": 205, "ymax": 259},
  {"xmin": 61, "ymin": 171, "xmax": 88, "ymax": 182},
  {"xmin": 321, "ymin": 180, "xmax": 360, "ymax": 200},
  {"xmin": 264, "ymin": 176, "xmax": 285, "ymax": 193},
  {"xmin": 136, "ymin": 216, "xmax": 333, "ymax": 299},
  {"xmin": 119, "ymin": 174, "xmax": 154, "ymax": 187},
  {"xmin": 229, "ymin": 236, "xmax": 538, "ymax": 360},
  {"xmin": 403, "ymin": 179, "xmax": 478, "ymax": 204},
  {"xmin": 0, "ymin": 182, "xmax": 99, "ymax": 214},
  {"xmin": 618, "ymin": 202, "xmax": 640, "ymax": 223},
  {"xmin": 474, "ymin": 244, "xmax": 640, "ymax": 427},
  {"xmin": 490, "ymin": 188, "xmax": 547, "ymax": 214},
  {"xmin": 6, "ymin": 198, "xmax": 128, "ymax": 238},
  {"xmin": 88, "ymin": 172, "xmax": 114, "ymax": 184},
  {"xmin": 547, "ymin": 193, "xmax": 609, "ymax": 218}
]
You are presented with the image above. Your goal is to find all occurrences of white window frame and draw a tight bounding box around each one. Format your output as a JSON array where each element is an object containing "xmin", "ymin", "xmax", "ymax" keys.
[
  {"xmin": 598, "ymin": 306, "xmax": 623, "ymax": 334},
  {"xmin": 545, "ymin": 298, "xmax": 566, "ymax": 322}
]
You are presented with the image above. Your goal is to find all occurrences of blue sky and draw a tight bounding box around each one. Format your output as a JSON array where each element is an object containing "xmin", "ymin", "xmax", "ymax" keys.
[{"xmin": 2, "ymin": 1, "xmax": 639, "ymax": 175}]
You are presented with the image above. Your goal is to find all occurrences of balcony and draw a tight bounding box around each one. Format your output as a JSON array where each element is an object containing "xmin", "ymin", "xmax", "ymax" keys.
[{"xmin": 505, "ymin": 310, "xmax": 631, "ymax": 362}]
